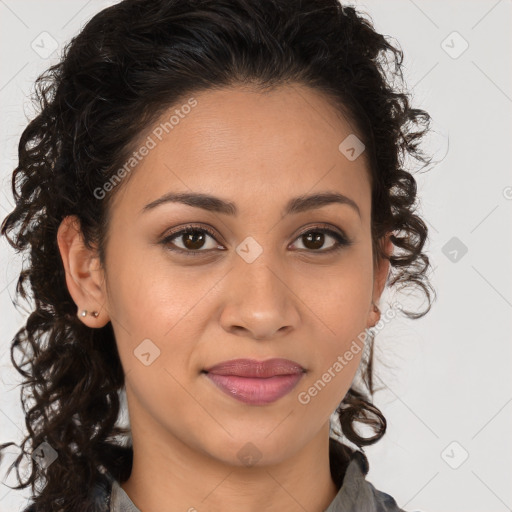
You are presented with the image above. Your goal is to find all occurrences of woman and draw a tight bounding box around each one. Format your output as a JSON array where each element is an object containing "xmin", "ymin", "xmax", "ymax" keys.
[{"xmin": 0, "ymin": 0, "xmax": 435, "ymax": 510}]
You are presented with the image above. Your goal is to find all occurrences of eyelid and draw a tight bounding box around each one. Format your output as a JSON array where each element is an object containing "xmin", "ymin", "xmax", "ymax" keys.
[{"xmin": 294, "ymin": 223, "xmax": 348, "ymax": 240}]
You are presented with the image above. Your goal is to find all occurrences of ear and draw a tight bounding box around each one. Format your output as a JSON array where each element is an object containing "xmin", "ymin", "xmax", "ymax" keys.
[
  {"xmin": 366, "ymin": 232, "xmax": 393, "ymax": 329},
  {"xmin": 57, "ymin": 215, "xmax": 110, "ymax": 328}
]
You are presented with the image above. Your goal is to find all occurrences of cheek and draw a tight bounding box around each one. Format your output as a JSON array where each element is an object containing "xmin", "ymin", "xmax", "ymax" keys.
[
  {"xmin": 296, "ymin": 316, "xmax": 367, "ymax": 415},
  {"xmin": 104, "ymin": 242, "xmax": 222, "ymax": 383},
  {"xmin": 296, "ymin": 244, "xmax": 374, "ymax": 403},
  {"xmin": 104, "ymin": 234, "xmax": 205, "ymax": 335},
  {"xmin": 297, "ymin": 242, "xmax": 375, "ymax": 332}
]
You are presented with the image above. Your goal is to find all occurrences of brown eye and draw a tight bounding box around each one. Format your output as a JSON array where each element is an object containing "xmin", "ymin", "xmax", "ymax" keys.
[
  {"xmin": 301, "ymin": 231, "xmax": 329, "ymax": 250},
  {"xmin": 177, "ymin": 230, "xmax": 210, "ymax": 250},
  {"xmin": 160, "ymin": 223, "xmax": 351, "ymax": 257},
  {"xmin": 290, "ymin": 226, "xmax": 350, "ymax": 253},
  {"xmin": 161, "ymin": 225, "xmax": 223, "ymax": 256}
]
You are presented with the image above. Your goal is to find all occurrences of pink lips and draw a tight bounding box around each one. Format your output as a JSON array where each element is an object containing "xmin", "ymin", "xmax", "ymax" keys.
[{"xmin": 204, "ymin": 358, "xmax": 305, "ymax": 405}]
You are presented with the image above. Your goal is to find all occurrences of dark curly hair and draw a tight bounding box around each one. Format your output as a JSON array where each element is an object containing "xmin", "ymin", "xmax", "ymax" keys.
[{"xmin": 0, "ymin": 0, "xmax": 436, "ymax": 510}]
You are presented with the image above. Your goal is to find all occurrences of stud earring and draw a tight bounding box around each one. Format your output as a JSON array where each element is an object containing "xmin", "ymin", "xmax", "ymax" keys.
[{"xmin": 79, "ymin": 309, "xmax": 99, "ymax": 318}]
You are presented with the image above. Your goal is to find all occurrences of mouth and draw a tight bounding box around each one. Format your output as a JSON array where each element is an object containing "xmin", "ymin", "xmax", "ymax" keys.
[{"xmin": 202, "ymin": 358, "xmax": 306, "ymax": 405}]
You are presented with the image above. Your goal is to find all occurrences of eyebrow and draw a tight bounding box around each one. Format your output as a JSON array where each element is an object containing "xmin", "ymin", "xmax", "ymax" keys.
[{"xmin": 142, "ymin": 190, "xmax": 361, "ymax": 218}]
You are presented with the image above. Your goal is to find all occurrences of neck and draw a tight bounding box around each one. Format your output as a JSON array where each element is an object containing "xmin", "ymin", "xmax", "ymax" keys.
[{"xmin": 121, "ymin": 419, "xmax": 341, "ymax": 512}]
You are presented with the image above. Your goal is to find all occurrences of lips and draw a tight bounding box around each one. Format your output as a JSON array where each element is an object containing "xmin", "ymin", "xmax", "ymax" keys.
[
  {"xmin": 204, "ymin": 358, "xmax": 305, "ymax": 378},
  {"xmin": 203, "ymin": 358, "xmax": 305, "ymax": 405}
]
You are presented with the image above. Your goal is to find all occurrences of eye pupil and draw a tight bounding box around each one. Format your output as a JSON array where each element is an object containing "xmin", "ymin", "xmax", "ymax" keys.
[
  {"xmin": 183, "ymin": 230, "xmax": 206, "ymax": 250},
  {"xmin": 303, "ymin": 232, "xmax": 324, "ymax": 250}
]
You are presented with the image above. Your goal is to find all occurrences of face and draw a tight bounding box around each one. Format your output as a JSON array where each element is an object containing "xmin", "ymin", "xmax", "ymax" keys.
[{"xmin": 94, "ymin": 84, "xmax": 387, "ymax": 466}]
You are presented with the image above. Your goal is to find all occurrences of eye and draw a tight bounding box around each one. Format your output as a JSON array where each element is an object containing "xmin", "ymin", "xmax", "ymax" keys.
[
  {"xmin": 290, "ymin": 224, "xmax": 351, "ymax": 254},
  {"xmin": 161, "ymin": 224, "xmax": 223, "ymax": 256},
  {"xmin": 160, "ymin": 223, "xmax": 351, "ymax": 257}
]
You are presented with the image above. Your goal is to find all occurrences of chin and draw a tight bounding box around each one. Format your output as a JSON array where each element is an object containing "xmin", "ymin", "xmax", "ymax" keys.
[{"xmin": 200, "ymin": 432, "xmax": 297, "ymax": 469}]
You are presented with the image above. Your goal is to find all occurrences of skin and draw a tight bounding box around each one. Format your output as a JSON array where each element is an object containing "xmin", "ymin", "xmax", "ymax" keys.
[{"xmin": 57, "ymin": 84, "xmax": 391, "ymax": 512}]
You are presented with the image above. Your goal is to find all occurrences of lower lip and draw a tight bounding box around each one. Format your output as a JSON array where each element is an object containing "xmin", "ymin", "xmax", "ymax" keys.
[{"xmin": 205, "ymin": 373, "xmax": 304, "ymax": 405}]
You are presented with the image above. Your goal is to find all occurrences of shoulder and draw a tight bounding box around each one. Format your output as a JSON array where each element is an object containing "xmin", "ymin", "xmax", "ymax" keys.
[
  {"xmin": 349, "ymin": 451, "xmax": 421, "ymax": 512},
  {"xmin": 365, "ymin": 480, "xmax": 410, "ymax": 512},
  {"xmin": 329, "ymin": 441, "xmax": 420, "ymax": 512}
]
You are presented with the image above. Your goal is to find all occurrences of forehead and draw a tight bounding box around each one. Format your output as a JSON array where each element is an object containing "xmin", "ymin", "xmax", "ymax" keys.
[{"xmin": 110, "ymin": 84, "xmax": 371, "ymax": 219}]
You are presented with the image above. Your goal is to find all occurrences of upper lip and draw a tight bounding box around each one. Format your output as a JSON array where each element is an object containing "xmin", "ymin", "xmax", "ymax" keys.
[{"xmin": 204, "ymin": 358, "xmax": 305, "ymax": 378}]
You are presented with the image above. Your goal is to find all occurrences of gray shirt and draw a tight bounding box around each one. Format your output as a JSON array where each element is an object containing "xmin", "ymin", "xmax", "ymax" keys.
[{"xmin": 108, "ymin": 450, "xmax": 412, "ymax": 512}]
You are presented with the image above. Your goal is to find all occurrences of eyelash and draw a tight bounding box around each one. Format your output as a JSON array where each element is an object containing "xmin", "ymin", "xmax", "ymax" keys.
[{"xmin": 160, "ymin": 223, "xmax": 351, "ymax": 257}]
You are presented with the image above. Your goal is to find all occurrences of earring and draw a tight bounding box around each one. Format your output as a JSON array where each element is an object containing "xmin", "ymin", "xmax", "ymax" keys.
[{"xmin": 79, "ymin": 309, "xmax": 99, "ymax": 318}]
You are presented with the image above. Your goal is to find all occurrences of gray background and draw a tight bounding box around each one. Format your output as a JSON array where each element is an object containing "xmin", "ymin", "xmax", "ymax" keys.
[{"xmin": 1, "ymin": 1, "xmax": 511, "ymax": 511}]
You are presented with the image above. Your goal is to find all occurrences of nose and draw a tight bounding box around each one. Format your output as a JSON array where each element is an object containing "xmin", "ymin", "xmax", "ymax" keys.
[{"xmin": 218, "ymin": 256, "xmax": 301, "ymax": 341}]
